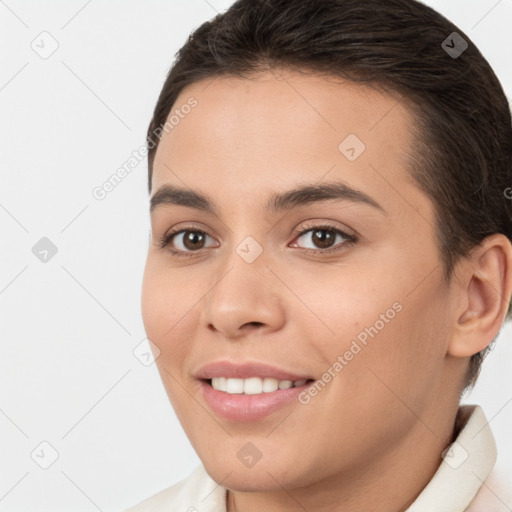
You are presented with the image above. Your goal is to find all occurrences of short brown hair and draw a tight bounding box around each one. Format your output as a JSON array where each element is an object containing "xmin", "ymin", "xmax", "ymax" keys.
[{"xmin": 146, "ymin": 0, "xmax": 512, "ymax": 392}]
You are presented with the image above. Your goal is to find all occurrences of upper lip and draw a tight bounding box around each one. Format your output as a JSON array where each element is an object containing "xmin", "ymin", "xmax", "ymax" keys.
[{"xmin": 194, "ymin": 361, "xmax": 313, "ymax": 381}]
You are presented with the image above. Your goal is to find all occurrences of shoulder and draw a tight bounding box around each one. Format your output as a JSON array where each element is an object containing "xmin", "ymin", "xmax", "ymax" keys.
[
  {"xmin": 123, "ymin": 464, "xmax": 226, "ymax": 512},
  {"xmin": 466, "ymin": 466, "xmax": 512, "ymax": 512}
]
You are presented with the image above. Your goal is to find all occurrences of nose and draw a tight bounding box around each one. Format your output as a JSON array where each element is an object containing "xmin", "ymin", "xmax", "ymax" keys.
[{"xmin": 200, "ymin": 247, "xmax": 286, "ymax": 339}]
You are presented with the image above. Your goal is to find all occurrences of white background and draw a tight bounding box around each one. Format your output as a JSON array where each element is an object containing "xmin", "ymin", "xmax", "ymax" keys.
[{"xmin": 0, "ymin": 1, "xmax": 511, "ymax": 510}]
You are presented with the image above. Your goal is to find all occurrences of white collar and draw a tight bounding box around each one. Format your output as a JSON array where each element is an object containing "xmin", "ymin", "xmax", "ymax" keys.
[{"xmin": 405, "ymin": 404, "xmax": 496, "ymax": 511}]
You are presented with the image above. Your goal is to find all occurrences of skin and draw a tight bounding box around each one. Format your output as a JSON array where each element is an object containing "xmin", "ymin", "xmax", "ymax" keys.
[{"xmin": 141, "ymin": 69, "xmax": 512, "ymax": 511}]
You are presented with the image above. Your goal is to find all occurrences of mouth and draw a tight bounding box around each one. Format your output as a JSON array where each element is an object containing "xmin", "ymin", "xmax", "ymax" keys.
[
  {"xmin": 198, "ymin": 376, "xmax": 316, "ymax": 422},
  {"xmin": 194, "ymin": 360, "xmax": 317, "ymax": 421},
  {"xmin": 204, "ymin": 377, "xmax": 315, "ymax": 394}
]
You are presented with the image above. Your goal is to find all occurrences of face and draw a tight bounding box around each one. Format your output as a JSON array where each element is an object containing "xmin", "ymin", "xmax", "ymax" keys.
[{"xmin": 141, "ymin": 69, "xmax": 462, "ymax": 493}]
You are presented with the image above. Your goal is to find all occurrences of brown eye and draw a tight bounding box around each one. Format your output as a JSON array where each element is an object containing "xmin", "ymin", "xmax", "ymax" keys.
[
  {"xmin": 295, "ymin": 226, "xmax": 352, "ymax": 251},
  {"xmin": 299, "ymin": 226, "xmax": 350, "ymax": 249},
  {"xmin": 160, "ymin": 229, "xmax": 217, "ymax": 254},
  {"xmin": 310, "ymin": 228, "xmax": 337, "ymax": 249},
  {"xmin": 181, "ymin": 231, "xmax": 206, "ymax": 250}
]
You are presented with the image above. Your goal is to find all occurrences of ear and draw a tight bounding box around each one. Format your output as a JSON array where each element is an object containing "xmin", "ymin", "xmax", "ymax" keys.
[{"xmin": 448, "ymin": 234, "xmax": 512, "ymax": 358}]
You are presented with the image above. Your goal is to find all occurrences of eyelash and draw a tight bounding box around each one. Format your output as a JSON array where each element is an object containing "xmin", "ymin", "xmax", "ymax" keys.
[{"xmin": 157, "ymin": 224, "xmax": 358, "ymax": 259}]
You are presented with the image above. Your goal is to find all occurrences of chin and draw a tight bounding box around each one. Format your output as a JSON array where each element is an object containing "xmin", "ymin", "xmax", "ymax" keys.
[{"xmin": 205, "ymin": 463, "xmax": 290, "ymax": 492}]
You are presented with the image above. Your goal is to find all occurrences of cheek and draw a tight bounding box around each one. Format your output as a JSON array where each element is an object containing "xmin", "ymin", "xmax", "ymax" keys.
[
  {"xmin": 341, "ymin": 285, "xmax": 449, "ymax": 416},
  {"xmin": 140, "ymin": 257, "xmax": 197, "ymax": 358},
  {"xmin": 295, "ymin": 261, "xmax": 445, "ymax": 391},
  {"xmin": 141, "ymin": 261, "xmax": 170, "ymax": 339},
  {"xmin": 141, "ymin": 260, "xmax": 199, "ymax": 418},
  {"xmin": 285, "ymin": 264, "xmax": 393, "ymax": 350}
]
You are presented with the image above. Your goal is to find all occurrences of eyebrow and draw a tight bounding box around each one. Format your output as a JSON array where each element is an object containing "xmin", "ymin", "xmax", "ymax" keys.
[{"xmin": 149, "ymin": 182, "xmax": 386, "ymax": 215}]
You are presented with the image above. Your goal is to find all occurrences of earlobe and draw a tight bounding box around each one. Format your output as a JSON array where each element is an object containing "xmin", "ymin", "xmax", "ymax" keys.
[{"xmin": 448, "ymin": 234, "xmax": 512, "ymax": 358}]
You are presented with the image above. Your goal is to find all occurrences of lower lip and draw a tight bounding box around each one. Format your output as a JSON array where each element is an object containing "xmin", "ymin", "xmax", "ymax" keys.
[{"xmin": 200, "ymin": 380, "xmax": 310, "ymax": 422}]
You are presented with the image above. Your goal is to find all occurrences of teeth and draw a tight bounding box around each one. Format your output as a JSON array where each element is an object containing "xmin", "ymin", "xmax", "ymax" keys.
[
  {"xmin": 278, "ymin": 380, "xmax": 293, "ymax": 389},
  {"xmin": 215, "ymin": 377, "xmax": 227, "ymax": 392},
  {"xmin": 244, "ymin": 377, "xmax": 263, "ymax": 394},
  {"xmin": 211, "ymin": 377, "xmax": 308, "ymax": 394},
  {"xmin": 226, "ymin": 378, "xmax": 244, "ymax": 394},
  {"xmin": 262, "ymin": 378, "xmax": 279, "ymax": 393}
]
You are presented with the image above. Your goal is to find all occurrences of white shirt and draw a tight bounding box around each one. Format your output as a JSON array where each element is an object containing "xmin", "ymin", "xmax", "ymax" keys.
[{"xmin": 124, "ymin": 404, "xmax": 512, "ymax": 511}]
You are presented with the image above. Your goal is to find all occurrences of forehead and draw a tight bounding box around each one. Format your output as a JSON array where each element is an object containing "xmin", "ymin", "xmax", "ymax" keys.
[{"xmin": 151, "ymin": 69, "xmax": 428, "ymax": 222}]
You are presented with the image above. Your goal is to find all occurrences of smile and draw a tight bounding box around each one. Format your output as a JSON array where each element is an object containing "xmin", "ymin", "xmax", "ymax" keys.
[{"xmin": 210, "ymin": 376, "xmax": 312, "ymax": 394}]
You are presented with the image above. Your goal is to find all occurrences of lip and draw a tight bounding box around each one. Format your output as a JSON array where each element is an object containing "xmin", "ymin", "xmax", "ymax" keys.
[
  {"xmin": 199, "ymin": 380, "xmax": 312, "ymax": 422},
  {"xmin": 194, "ymin": 360, "xmax": 313, "ymax": 381},
  {"xmin": 194, "ymin": 360, "xmax": 315, "ymax": 422}
]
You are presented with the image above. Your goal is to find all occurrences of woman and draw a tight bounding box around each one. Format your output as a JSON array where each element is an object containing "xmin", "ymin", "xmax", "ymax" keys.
[{"xmin": 127, "ymin": 0, "xmax": 512, "ymax": 510}]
